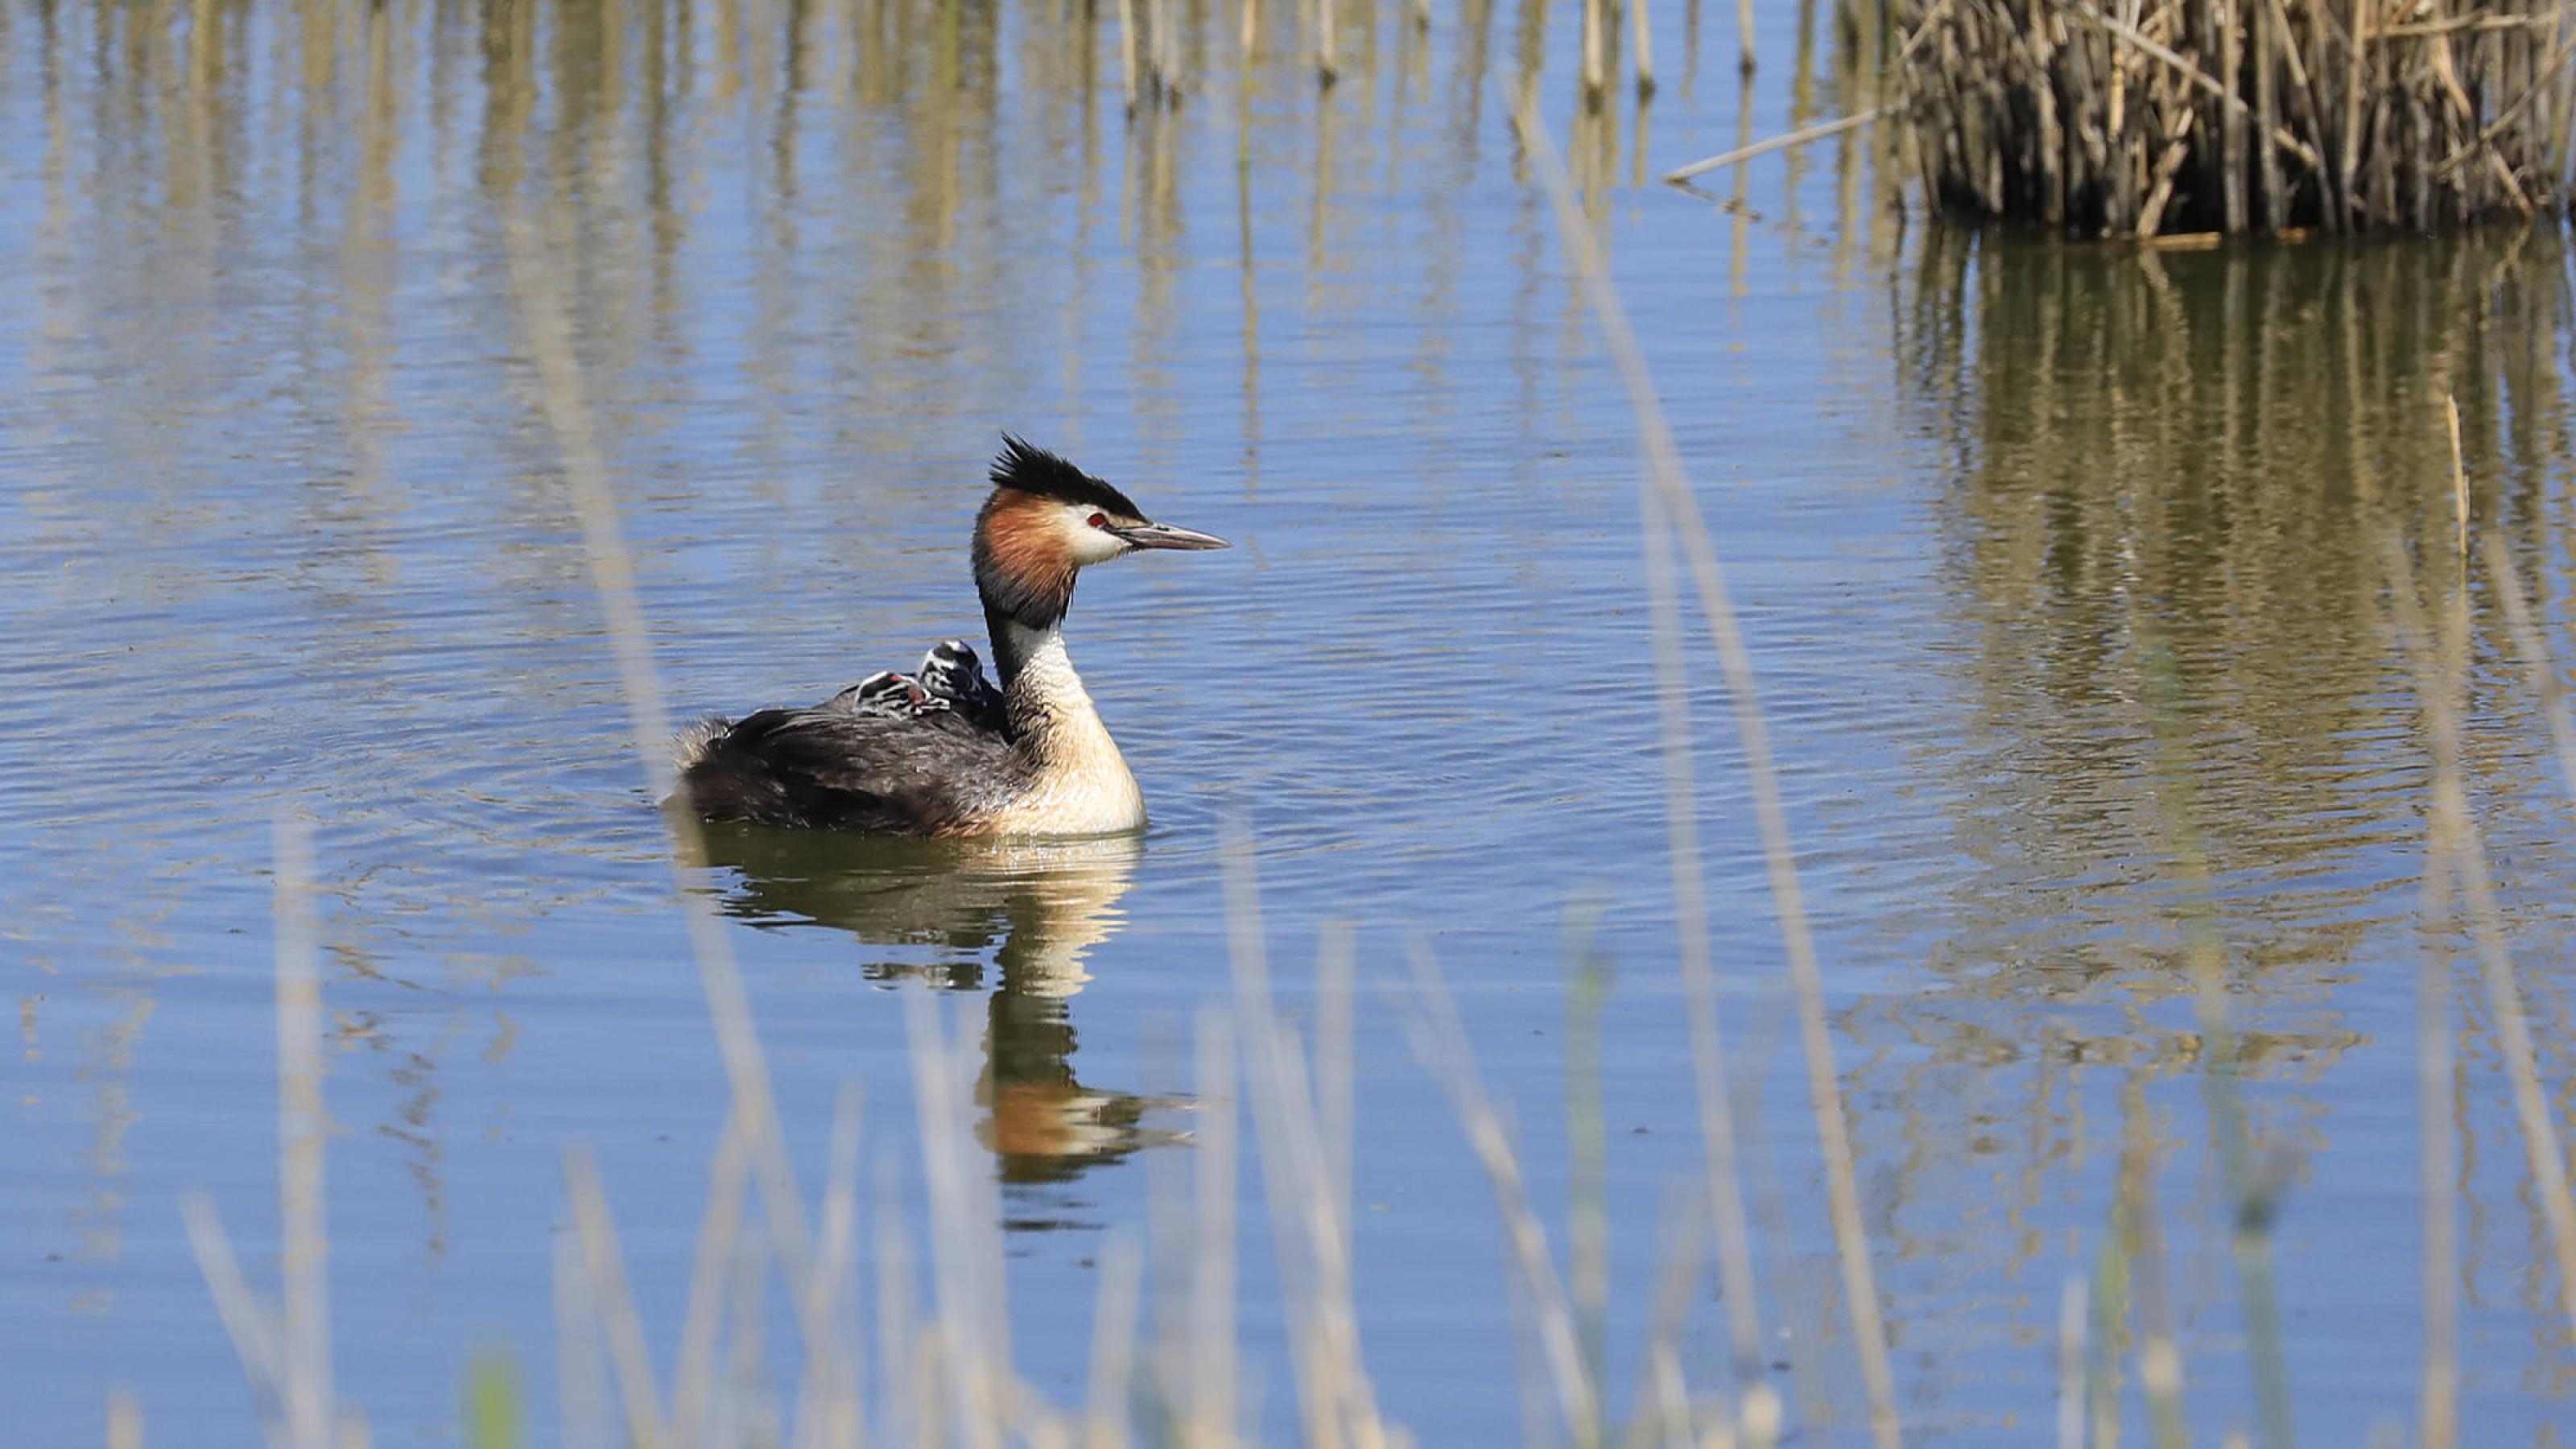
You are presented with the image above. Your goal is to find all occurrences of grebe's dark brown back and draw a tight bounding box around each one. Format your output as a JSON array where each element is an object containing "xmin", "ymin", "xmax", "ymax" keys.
[{"xmin": 673, "ymin": 438, "xmax": 1227, "ymax": 836}]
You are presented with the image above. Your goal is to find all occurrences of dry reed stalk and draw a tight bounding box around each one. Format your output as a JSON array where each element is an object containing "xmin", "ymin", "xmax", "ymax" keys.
[
  {"xmin": 1583, "ymin": 0, "xmax": 1609, "ymax": 108},
  {"xmin": 271, "ymin": 817, "xmax": 334, "ymax": 1449},
  {"xmin": 499, "ymin": 205, "xmax": 847, "ymax": 1421},
  {"xmin": 107, "ymin": 1392, "xmax": 141, "ymax": 1449},
  {"xmin": 1633, "ymin": 0, "xmax": 1657, "ymax": 94},
  {"xmin": 2414, "ymin": 810, "xmax": 2459, "ymax": 1449},
  {"xmin": 1509, "ymin": 85, "xmax": 1899, "ymax": 1447},
  {"xmin": 2126, "ymin": 622, "xmax": 2296, "ymax": 1449},
  {"xmin": 1737, "ymin": 0, "xmax": 1756, "ymax": 72},
  {"xmin": 873, "ymin": 1188, "xmax": 919, "ymax": 1448},
  {"xmin": 181, "ymin": 1192, "xmax": 287, "ymax": 1426},
  {"xmin": 1221, "ymin": 832, "xmax": 1389, "ymax": 1447},
  {"xmin": 2056, "ymin": 1277, "xmax": 2087, "ymax": 1449},
  {"xmin": 181, "ymin": 816, "xmax": 355, "ymax": 1449},
  {"xmin": 1319, "ymin": 920, "xmax": 1356, "ymax": 1228},
  {"xmin": 2384, "ymin": 541, "xmax": 2576, "ymax": 1351},
  {"xmin": 1403, "ymin": 944, "xmax": 1601, "ymax": 1440},
  {"xmin": 1317, "ymin": 0, "xmax": 1339, "ymax": 86},
  {"xmin": 1613, "ymin": 1188, "xmax": 1715, "ymax": 1449},
  {"xmin": 1892, "ymin": 0, "xmax": 2566, "ymax": 233},
  {"xmin": 1189, "ymin": 1009, "xmax": 1241, "ymax": 1445},
  {"xmin": 564, "ymin": 1150, "xmax": 671, "ymax": 1449},
  {"xmin": 671, "ymin": 1117, "xmax": 753, "ymax": 1444},
  {"xmin": 2446, "ymin": 391, "xmax": 2469, "ymax": 563},
  {"xmin": 785, "ymin": 1085, "xmax": 864, "ymax": 1449},
  {"xmin": 1083, "ymin": 1239, "xmax": 1143, "ymax": 1448},
  {"xmin": 556, "ymin": 1228, "xmax": 609, "ymax": 1449},
  {"xmin": 1120, "ymin": 0, "xmax": 1143, "ymax": 112},
  {"xmin": 905, "ymin": 992, "xmax": 1013, "ymax": 1448},
  {"xmin": 1152, "ymin": 0, "xmax": 1183, "ymax": 104},
  {"xmin": 1662, "ymin": 105, "xmax": 1885, "ymax": 182}
]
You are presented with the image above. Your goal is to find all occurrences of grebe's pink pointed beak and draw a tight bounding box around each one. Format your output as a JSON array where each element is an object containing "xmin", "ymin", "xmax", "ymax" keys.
[{"xmin": 1111, "ymin": 521, "xmax": 1229, "ymax": 551}]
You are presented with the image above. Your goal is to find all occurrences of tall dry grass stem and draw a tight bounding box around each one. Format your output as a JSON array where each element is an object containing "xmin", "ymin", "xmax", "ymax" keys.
[
  {"xmin": 1221, "ymin": 828, "xmax": 1390, "ymax": 1447},
  {"xmin": 183, "ymin": 815, "xmax": 355, "ymax": 1449},
  {"xmin": 271, "ymin": 817, "xmax": 332, "ymax": 1449},
  {"xmin": 555, "ymin": 1227, "xmax": 609, "ymax": 1448},
  {"xmin": 2386, "ymin": 539, "xmax": 2576, "ymax": 1348},
  {"xmin": 1403, "ymin": 943, "xmax": 1600, "ymax": 1440},
  {"xmin": 1190, "ymin": 1008, "xmax": 1241, "ymax": 1444},
  {"xmin": 1505, "ymin": 87, "xmax": 1900, "ymax": 1449},
  {"xmin": 2413, "ymin": 819, "xmax": 2460, "ymax": 1449},
  {"xmin": 671, "ymin": 1117, "xmax": 753, "ymax": 1443},
  {"xmin": 563, "ymin": 1149, "xmax": 670, "ymax": 1449},
  {"xmin": 502, "ymin": 200, "xmax": 873, "ymax": 1443},
  {"xmin": 2131, "ymin": 630, "xmax": 2293, "ymax": 1448},
  {"xmin": 2056, "ymin": 1277, "xmax": 2087, "ymax": 1449},
  {"xmin": 1084, "ymin": 1239, "xmax": 1144, "ymax": 1448}
]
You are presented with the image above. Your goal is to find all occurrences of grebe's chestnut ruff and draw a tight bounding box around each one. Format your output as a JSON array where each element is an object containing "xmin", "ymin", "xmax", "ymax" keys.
[{"xmin": 674, "ymin": 438, "xmax": 1228, "ymax": 836}]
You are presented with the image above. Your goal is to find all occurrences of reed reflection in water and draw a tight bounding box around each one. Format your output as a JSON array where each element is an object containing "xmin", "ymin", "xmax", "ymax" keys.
[{"xmin": 1847, "ymin": 228, "xmax": 2576, "ymax": 1430}]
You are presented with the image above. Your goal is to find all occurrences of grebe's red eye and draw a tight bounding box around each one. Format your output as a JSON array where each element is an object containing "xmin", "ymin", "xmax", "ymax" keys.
[{"xmin": 1088, "ymin": 512, "xmax": 1108, "ymax": 529}]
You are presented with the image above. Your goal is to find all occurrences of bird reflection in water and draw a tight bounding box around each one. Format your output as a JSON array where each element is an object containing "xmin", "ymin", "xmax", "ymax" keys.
[{"xmin": 691, "ymin": 826, "xmax": 1186, "ymax": 1193}]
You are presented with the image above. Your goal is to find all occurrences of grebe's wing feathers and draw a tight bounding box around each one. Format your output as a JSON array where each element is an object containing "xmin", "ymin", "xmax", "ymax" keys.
[{"xmin": 677, "ymin": 707, "xmax": 1022, "ymax": 834}]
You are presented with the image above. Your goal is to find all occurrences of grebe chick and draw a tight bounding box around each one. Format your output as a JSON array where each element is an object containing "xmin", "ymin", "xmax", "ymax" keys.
[{"xmin": 673, "ymin": 437, "xmax": 1228, "ymax": 836}]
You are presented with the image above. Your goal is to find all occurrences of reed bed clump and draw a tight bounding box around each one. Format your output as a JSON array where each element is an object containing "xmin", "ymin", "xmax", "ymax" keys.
[{"xmin": 1890, "ymin": 0, "xmax": 2576, "ymax": 237}]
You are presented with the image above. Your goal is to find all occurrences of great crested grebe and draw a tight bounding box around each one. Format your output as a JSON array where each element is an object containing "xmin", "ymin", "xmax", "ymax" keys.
[{"xmin": 673, "ymin": 437, "xmax": 1228, "ymax": 836}]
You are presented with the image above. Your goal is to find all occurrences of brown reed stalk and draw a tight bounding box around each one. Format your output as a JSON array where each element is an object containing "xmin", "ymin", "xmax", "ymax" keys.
[
  {"xmin": 2414, "ymin": 779, "xmax": 2460, "ymax": 1449},
  {"xmin": 1121, "ymin": 0, "xmax": 1144, "ymax": 112},
  {"xmin": 1633, "ymin": 0, "xmax": 1657, "ymax": 95},
  {"xmin": 1889, "ymin": 0, "xmax": 2571, "ymax": 235},
  {"xmin": 2385, "ymin": 543, "xmax": 2576, "ymax": 1352},
  {"xmin": 1508, "ymin": 87, "xmax": 1900, "ymax": 1449},
  {"xmin": 181, "ymin": 817, "xmax": 357, "ymax": 1449},
  {"xmin": 1583, "ymin": 0, "xmax": 1609, "ymax": 108}
]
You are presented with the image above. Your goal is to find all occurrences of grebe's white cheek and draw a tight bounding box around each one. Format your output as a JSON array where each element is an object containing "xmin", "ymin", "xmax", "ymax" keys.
[{"xmin": 1063, "ymin": 508, "xmax": 1130, "ymax": 567}]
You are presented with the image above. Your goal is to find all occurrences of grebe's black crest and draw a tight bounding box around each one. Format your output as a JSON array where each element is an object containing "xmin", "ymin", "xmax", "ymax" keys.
[{"xmin": 991, "ymin": 435, "xmax": 1144, "ymax": 518}]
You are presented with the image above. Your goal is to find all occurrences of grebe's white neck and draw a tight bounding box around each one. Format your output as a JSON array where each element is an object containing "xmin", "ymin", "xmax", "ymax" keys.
[{"xmin": 988, "ymin": 621, "xmax": 1146, "ymax": 835}]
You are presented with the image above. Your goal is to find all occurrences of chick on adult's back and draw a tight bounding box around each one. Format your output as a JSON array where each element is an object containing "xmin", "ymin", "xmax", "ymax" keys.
[{"xmin": 674, "ymin": 437, "xmax": 1228, "ymax": 836}]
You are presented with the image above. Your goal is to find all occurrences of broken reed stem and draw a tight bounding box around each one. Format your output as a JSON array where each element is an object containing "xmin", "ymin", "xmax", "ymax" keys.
[
  {"xmin": 1508, "ymin": 86, "xmax": 1899, "ymax": 1448},
  {"xmin": 1664, "ymin": 105, "xmax": 1885, "ymax": 183},
  {"xmin": 2446, "ymin": 393, "xmax": 2469, "ymax": 564},
  {"xmin": 1892, "ymin": 0, "xmax": 2574, "ymax": 236}
]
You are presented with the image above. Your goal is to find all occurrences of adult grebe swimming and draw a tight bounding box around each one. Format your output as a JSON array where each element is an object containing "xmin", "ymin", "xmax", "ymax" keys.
[{"xmin": 673, "ymin": 437, "xmax": 1228, "ymax": 836}]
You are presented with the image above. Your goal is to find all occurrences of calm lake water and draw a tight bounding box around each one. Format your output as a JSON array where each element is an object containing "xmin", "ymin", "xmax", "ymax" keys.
[{"xmin": 12, "ymin": 0, "xmax": 2576, "ymax": 1442}]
